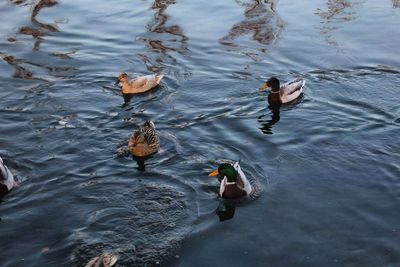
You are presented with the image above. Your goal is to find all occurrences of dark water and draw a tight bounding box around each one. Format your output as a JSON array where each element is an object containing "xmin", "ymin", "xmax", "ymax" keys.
[{"xmin": 0, "ymin": 0, "xmax": 399, "ymax": 266}]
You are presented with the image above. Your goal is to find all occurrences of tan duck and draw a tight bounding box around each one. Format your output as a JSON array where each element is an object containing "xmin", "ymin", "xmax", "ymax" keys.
[
  {"xmin": 259, "ymin": 77, "xmax": 305, "ymax": 106},
  {"xmin": 115, "ymin": 73, "xmax": 163, "ymax": 94},
  {"xmin": 209, "ymin": 162, "xmax": 252, "ymax": 199},
  {"xmin": 128, "ymin": 121, "xmax": 160, "ymax": 157},
  {"xmin": 0, "ymin": 156, "xmax": 15, "ymax": 197},
  {"xmin": 85, "ymin": 253, "xmax": 118, "ymax": 267}
]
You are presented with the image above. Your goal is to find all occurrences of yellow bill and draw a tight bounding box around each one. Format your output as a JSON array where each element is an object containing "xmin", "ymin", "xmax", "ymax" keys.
[
  {"xmin": 259, "ymin": 82, "xmax": 269, "ymax": 92},
  {"xmin": 208, "ymin": 169, "xmax": 219, "ymax": 176}
]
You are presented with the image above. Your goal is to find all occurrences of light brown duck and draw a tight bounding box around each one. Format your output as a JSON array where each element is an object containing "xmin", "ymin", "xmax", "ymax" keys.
[{"xmin": 115, "ymin": 73, "xmax": 163, "ymax": 94}]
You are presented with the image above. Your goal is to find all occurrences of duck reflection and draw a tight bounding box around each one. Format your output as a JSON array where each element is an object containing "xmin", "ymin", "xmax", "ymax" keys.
[
  {"xmin": 220, "ymin": 0, "xmax": 285, "ymax": 50},
  {"xmin": 257, "ymin": 105, "xmax": 280, "ymax": 134},
  {"xmin": 139, "ymin": 0, "xmax": 188, "ymax": 72},
  {"xmin": 316, "ymin": 0, "xmax": 363, "ymax": 46},
  {"xmin": 215, "ymin": 201, "xmax": 236, "ymax": 222},
  {"xmin": 392, "ymin": 0, "xmax": 400, "ymax": 8}
]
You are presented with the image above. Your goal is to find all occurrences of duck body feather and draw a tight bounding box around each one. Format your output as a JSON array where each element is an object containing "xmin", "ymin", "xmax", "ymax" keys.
[
  {"xmin": 121, "ymin": 74, "xmax": 163, "ymax": 94},
  {"xmin": 0, "ymin": 157, "xmax": 14, "ymax": 196},
  {"xmin": 128, "ymin": 121, "xmax": 160, "ymax": 157},
  {"xmin": 219, "ymin": 162, "xmax": 252, "ymax": 199},
  {"xmin": 279, "ymin": 78, "xmax": 305, "ymax": 104}
]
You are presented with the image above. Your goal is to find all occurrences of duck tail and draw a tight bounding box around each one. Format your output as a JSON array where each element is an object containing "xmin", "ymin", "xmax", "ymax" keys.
[
  {"xmin": 155, "ymin": 74, "xmax": 164, "ymax": 84},
  {"xmin": 143, "ymin": 120, "xmax": 156, "ymax": 129}
]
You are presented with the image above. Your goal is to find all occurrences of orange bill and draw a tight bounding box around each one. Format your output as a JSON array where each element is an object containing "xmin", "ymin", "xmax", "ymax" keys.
[
  {"xmin": 208, "ymin": 169, "xmax": 219, "ymax": 176},
  {"xmin": 259, "ymin": 82, "xmax": 269, "ymax": 92}
]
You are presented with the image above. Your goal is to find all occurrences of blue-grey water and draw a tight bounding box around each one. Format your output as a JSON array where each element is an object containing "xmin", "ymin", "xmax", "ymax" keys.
[{"xmin": 0, "ymin": 0, "xmax": 399, "ymax": 266}]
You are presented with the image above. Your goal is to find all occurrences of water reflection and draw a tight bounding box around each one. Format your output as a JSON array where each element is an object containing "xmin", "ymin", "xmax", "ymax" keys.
[
  {"xmin": 257, "ymin": 106, "xmax": 280, "ymax": 134},
  {"xmin": 31, "ymin": 0, "xmax": 59, "ymax": 32},
  {"xmin": 15, "ymin": 0, "xmax": 59, "ymax": 51},
  {"xmin": 7, "ymin": 0, "xmax": 28, "ymax": 5},
  {"xmin": 1, "ymin": 52, "xmax": 75, "ymax": 80},
  {"xmin": 316, "ymin": 0, "xmax": 363, "ymax": 46},
  {"xmin": 1, "ymin": 53, "xmax": 33, "ymax": 79},
  {"xmin": 215, "ymin": 201, "xmax": 236, "ymax": 222},
  {"xmin": 4, "ymin": 0, "xmax": 75, "ymax": 80},
  {"xmin": 138, "ymin": 0, "xmax": 188, "ymax": 73},
  {"xmin": 220, "ymin": 0, "xmax": 285, "ymax": 58},
  {"xmin": 392, "ymin": 0, "xmax": 400, "ymax": 8}
]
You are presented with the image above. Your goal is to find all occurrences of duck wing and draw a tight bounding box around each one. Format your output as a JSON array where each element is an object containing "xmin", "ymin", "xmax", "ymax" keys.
[
  {"xmin": 233, "ymin": 162, "xmax": 252, "ymax": 195},
  {"xmin": 142, "ymin": 121, "xmax": 160, "ymax": 148},
  {"xmin": 130, "ymin": 74, "xmax": 163, "ymax": 92},
  {"xmin": 130, "ymin": 121, "xmax": 160, "ymax": 151},
  {"xmin": 219, "ymin": 176, "xmax": 228, "ymax": 197},
  {"xmin": 280, "ymin": 78, "xmax": 305, "ymax": 103}
]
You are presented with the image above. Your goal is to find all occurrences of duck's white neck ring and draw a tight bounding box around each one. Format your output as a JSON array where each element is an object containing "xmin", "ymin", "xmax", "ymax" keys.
[{"xmin": 270, "ymin": 90, "xmax": 280, "ymax": 94}]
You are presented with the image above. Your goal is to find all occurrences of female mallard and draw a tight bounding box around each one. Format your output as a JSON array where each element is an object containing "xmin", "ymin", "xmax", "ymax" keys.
[
  {"xmin": 128, "ymin": 121, "xmax": 160, "ymax": 157},
  {"xmin": 115, "ymin": 73, "xmax": 163, "ymax": 94},
  {"xmin": 0, "ymin": 156, "xmax": 15, "ymax": 197},
  {"xmin": 209, "ymin": 162, "xmax": 252, "ymax": 199},
  {"xmin": 259, "ymin": 77, "xmax": 305, "ymax": 106},
  {"xmin": 85, "ymin": 253, "xmax": 118, "ymax": 267}
]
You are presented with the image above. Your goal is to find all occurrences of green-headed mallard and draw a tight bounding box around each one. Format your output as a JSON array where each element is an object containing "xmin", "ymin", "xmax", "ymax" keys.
[
  {"xmin": 259, "ymin": 77, "xmax": 305, "ymax": 106},
  {"xmin": 0, "ymin": 156, "xmax": 14, "ymax": 197},
  {"xmin": 209, "ymin": 162, "xmax": 252, "ymax": 199},
  {"xmin": 115, "ymin": 73, "xmax": 163, "ymax": 94},
  {"xmin": 128, "ymin": 121, "xmax": 160, "ymax": 157},
  {"xmin": 85, "ymin": 253, "xmax": 118, "ymax": 267}
]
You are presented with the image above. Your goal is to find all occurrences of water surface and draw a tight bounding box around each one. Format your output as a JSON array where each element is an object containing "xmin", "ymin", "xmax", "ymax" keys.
[{"xmin": 0, "ymin": 0, "xmax": 399, "ymax": 266}]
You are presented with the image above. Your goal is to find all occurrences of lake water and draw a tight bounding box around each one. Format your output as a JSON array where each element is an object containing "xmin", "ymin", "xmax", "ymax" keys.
[{"xmin": 0, "ymin": 0, "xmax": 399, "ymax": 266}]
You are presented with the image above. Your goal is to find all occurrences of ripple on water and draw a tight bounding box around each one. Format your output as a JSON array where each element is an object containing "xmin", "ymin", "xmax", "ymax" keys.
[{"xmin": 70, "ymin": 179, "xmax": 196, "ymax": 266}]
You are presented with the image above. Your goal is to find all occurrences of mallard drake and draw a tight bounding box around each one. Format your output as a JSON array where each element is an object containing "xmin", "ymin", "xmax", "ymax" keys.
[
  {"xmin": 259, "ymin": 77, "xmax": 305, "ymax": 106},
  {"xmin": 209, "ymin": 162, "xmax": 252, "ymax": 199},
  {"xmin": 85, "ymin": 253, "xmax": 118, "ymax": 267},
  {"xmin": 0, "ymin": 156, "xmax": 15, "ymax": 197},
  {"xmin": 128, "ymin": 121, "xmax": 160, "ymax": 157},
  {"xmin": 115, "ymin": 73, "xmax": 163, "ymax": 94}
]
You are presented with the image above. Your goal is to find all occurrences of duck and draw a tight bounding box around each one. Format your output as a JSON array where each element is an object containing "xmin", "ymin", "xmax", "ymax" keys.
[
  {"xmin": 85, "ymin": 253, "xmax": 118, "ymax": 267},
  {"xmin": 259, "ymin": 77, "xmax": 305, "ymax": 106},
  {"xmin": 115, "ymin": 72, "xmax": 163, "ymax": 94},
  {"xmin": 0, "ymin": 156, "xmax": 15, "ymax": 197},
  {"xmin": 209, "ymin": 161, "xmax": 252, "ymax": 199},
  {"xmin": 128, "ymin": 121, "xmax": 160, "ymax": 157}
]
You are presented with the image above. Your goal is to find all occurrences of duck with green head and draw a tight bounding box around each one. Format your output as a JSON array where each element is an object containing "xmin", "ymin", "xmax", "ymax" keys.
[
  {"xmin": 259, "ymin": 77, "xmax": 305, "ymax": 106},
  {"xmin": 209, "ymin": 162, "xmax": 252, "ymax": 199}
]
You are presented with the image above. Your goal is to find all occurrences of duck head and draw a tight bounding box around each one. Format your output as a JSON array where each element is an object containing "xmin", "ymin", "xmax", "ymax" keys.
[
  {"xmin": 115, "ymin": 72, "xmax": 128, "ymax": 85},
  {"xmin": 259, "ymin": 77, "xmax": 280, "ymax": 92},
  {"xmin": 209, "ymin": 163, "xmax": 237, "ymax": 183}
]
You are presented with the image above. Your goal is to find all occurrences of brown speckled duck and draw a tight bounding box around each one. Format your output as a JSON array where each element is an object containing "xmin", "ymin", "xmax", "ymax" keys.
[
  {"xmin": 115, "ymin": 73, "xmax": 163, "ymax": 94},
  {"xmin": 209, "ymin": 162, "xmax": 252, "ymax": 199},
  {"xmin": 85, "ymin": 253, "xmax": 118, "ymax": 267},
  {"xmin": 259, "ymin": 77, "xmax": 305, "ymax": 106},
  {"xmin": 128, "ymin": 121, "xmax": 160, "ymax": 157}
]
